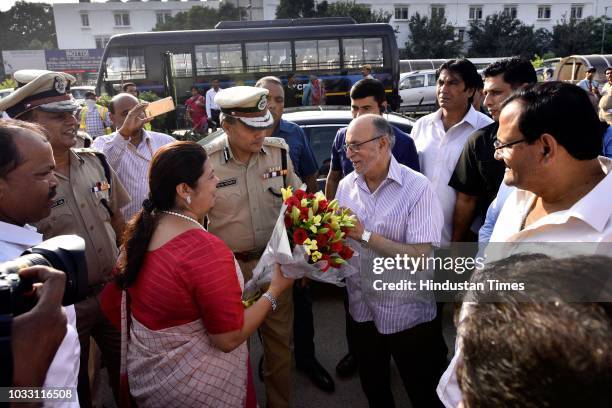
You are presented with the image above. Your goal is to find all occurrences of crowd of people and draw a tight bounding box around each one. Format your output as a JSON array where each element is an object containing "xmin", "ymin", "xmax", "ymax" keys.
[{"xmin": 0, "ymin": 55, "xmax": 610, "ymax": 408}]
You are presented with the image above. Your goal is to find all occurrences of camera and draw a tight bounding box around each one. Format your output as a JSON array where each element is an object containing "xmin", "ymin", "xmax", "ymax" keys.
[{"xmin": 0, "ymin": 235, "xmax": 88, "ymax": 316}]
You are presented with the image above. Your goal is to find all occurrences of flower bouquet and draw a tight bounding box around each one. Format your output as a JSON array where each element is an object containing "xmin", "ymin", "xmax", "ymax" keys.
[{"xmin": 243, "ymin": 185, "xmax": 358, "ymax": 298}]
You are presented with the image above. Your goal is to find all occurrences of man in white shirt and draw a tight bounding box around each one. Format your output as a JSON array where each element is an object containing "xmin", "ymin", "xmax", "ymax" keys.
[
  {"xmin": 410, "ymin": 59, "xmax": 493, "ymax": 246},
  {"xmin": 0, "ymin": 119, "xmax": 80, "ymax": 405},
  {"xmin": 206, "ymin": 79, "xmax": 222, "ymax": 131},
  {"xmin": 93, "ymin": 93, "xmax": 175, "ymax": 221},
  {"xmin": 437, "ymin": 81, "xmax": 612, "ymax": 407}
]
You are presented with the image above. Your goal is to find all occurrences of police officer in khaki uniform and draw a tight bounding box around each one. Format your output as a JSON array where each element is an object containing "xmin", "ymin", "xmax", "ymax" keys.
[
  {"xmin": 205, "ymin": 86, "xmax": 301, "ymax": 408},
  {"xmin": 0, "ymin": 70, "xmax": 130, "ymax": 408}
]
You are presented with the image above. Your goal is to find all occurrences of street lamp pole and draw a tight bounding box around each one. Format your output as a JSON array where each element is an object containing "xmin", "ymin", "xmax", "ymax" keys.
[{"xmin": 602, "ymin": 6, "xmax": 609, "ymax": 54}]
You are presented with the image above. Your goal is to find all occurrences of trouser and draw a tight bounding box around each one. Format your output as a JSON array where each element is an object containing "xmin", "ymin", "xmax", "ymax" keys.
[
  {"xmin": 351, "ymin": 316, "xmax": 448, "ymax": 408},
  {"xmin": 210, "ymin": 109, "xmax": 221, "ymax": 130},
  {"xmin": 293, "ymin": 280, "xmax": 315, "ymax": 367},
  {"xmin": 75, "ymin": 292, "xmax": 121, "ymax": 408},
  {"xmin": 240, "ymin": 258, "xmax": 293, "ymax": 408},
  {"xmin": 342, "ymin": 286, "xmax": 357, "ymax": 356}
]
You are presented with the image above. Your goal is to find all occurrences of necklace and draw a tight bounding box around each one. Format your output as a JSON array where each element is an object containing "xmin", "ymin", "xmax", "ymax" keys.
[{"xmin": 161, "ymin": 211, "xmax": 205, "ymax": 230}]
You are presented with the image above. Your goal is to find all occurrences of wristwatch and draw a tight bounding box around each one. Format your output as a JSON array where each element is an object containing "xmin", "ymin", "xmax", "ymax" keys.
[
  {"xmin": 360, "ymin": 230, "xmax": 372, "ymax": 247},
  {"xmin": 262, "ymin": 292, "xmax": 278, "ymax": 311}
]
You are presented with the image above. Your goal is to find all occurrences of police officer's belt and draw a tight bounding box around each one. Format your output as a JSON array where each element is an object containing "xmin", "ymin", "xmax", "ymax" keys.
[{"xmin": 234, "ymin": 249, "xmax": 265, "ymax": 262}]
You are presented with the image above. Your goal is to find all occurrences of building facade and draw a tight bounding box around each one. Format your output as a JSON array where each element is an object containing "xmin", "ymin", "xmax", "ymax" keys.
[
  {"xmin": 263, "ymin": 0, "xmax": 612, "ymax": 50},
  {"xmin": 53, "ymin": 0, "xmax": 220, "ymax": 49}
]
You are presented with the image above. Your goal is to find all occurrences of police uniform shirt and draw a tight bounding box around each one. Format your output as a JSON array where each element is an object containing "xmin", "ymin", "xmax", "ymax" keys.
[
  {"xmin": 33, "ymin": 149, "xmax": 131, "ymax": 287},
  {"xmin": 206, "ymin": 135, "xmax": 301, "ymax": 252}
]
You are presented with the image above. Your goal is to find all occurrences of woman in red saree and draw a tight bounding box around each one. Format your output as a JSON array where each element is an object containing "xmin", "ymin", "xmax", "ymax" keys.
[{"xmin": 106, "ymin": 141, "xmax": 293, "ymax": 407}]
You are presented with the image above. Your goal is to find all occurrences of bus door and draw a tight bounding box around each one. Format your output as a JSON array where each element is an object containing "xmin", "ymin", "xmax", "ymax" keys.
[{"xmin": 161, "ymin": 50, "xmax": 195, "ymax": 129}]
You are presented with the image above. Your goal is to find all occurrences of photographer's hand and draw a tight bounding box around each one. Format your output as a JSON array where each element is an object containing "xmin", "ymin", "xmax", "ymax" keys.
[
  {"xmin": 11, "ymin": 266, "xmax": 67, "ymax": 387},
  {"xmin": 118, "ymin": 102, "xmax": 153, "ymax": 139}
]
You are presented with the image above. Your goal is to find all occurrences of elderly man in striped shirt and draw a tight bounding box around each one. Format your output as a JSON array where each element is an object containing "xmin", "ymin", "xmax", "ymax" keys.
[
  {"xmin": 336, "ymin": 114, "xmax": 448, "ymax": 408},
  {"xmin": 93, "ymin": 93, "xmax": 175, "ymax": 221}
]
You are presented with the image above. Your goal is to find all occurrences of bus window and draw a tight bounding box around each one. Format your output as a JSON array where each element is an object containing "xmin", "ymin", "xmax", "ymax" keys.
[
  {"xmin": 106, "ymin": 48, "xmax": 146, "ymax": 80},
  {"xmin": 318, "ymin": 39, "xmax": 340, "ymax": 70},
  {"xmin": 295, "ymin": 39, "xmax": 340, "ymax": 71},
  {"xmin": 171, "ymin": 53, "xmax": 193, "ymax": 77},
  {"xmin": 195, "ymin": 43, "xmax": 243, "ymax": 75},
  {"xmin": 363, "ymin": 38, "xmax": 383, "ymax": 66},
  {"xmin": 220, "ymin": 43, "xmax": 242, "ymax": 74},
  {"xmin": 270, "ymin": 42, "xmax": 292, "ymax": 70},
  {"xmin": 343, "ymin": 38, "xmax": 383, "ymax": 69},
  {"xmin": 246, "ymin": 41, "xmax": 292, "ymax": 72}
]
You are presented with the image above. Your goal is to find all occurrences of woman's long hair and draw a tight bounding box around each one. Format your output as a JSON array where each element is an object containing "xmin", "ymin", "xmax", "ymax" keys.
[{"xmin": 116, "ymin": 141, "xmax": 208, "ymax": 288}]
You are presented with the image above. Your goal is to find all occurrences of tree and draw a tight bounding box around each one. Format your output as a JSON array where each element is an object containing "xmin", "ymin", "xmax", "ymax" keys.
[
  {"xmin": 468, "ymin": 13, "xmax": 537, "ymax": 58},
  {"xmin": 276, "ymin": 0, "xmax": 316, "ymax": 19},
  {"xmin": 153, "ymin": 4, "xmax": 244, "ymax": 31},
  {"xmin": 403, "ymin": 12, "xmax": 462, "ymax": 59},
  {"xmin": 0, "ymin": 1, "xmax": 57, "ymax": 51},
  {"xmin": 317, "ymin": 1, "xmax": 392, "ymax": 24},
  {"xmin": 551, "ymin": 16, "xmax": 612, "ymax": 56}
]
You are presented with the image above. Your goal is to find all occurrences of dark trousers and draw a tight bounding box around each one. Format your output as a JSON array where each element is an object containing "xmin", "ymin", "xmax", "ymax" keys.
[
  {"xmin": 293, "ymin": 280, "xmax": 316, "ymax": 367},
  {"xmin": 75, "ymin": 293, "xmax": 121, "ymax": 408},
  {"xmin": 209, "ymin": 109, "xmax": 221, "ymax": 130},
  {"xmin": 352, "ymin": 316, "xmax": 447, "ymax": 408}
]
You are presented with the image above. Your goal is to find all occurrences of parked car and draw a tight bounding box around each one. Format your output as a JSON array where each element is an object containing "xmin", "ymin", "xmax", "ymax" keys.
[
  {"xmin": 198, "ymin": 106, "xmax": 416, "ymax": 188},
  {"xmin": 0, "ymin": 88, "xmax": 14, "ymax": 117},
  {"xmin": 70, "ymin": 85, "xmax": 95, "ymax": 105},
  {"xmin": 398, "ymin": 70, "xmax": 437, "ymax": 113}
]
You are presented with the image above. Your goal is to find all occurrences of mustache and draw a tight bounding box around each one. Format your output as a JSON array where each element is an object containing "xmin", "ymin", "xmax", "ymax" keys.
[{"xmin": 48, "ymin": 186, "xmax": 57, "ymax": 200}]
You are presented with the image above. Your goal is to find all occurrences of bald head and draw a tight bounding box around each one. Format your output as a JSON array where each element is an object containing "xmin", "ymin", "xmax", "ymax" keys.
[{"xmin": 109, "ymin": 93, "xmax": 140, "ymax": 129}]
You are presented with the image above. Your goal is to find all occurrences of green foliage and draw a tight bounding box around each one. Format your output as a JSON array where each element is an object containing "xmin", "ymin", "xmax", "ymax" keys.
[
  {"xmin": 531, "ymin": 54, "xmax": 544, "ymax": 68},
  {"xmin": 153, "ymin": 4, "xmax": 245, "ymax": 31},
  {"xmin": 0, "ymin": 78, "xmax": 16, "ymax": 90},
  {"xmin": 0, "ymin": 1, "xmax": 57, "ymax": 51},
  {"xmin": 403, "ymin": 12, "xmax": 462, "ymax": 59},
  {"xmin": 276, "ymin": 0, "xmax": 316, "ymax": 19},
  {"xmin": 318, "ymin": 1, "xmax": 392, "ymax": 23},
  {"xmin": 468, "ymin": 13, "xmax": 539, "ymax": 58},
  {"xmin": 97, "ymin": 95, "xmax": 112, "ymax": 109},
  {"xmin": 551, "ymin": 16, "xmax": 612, "ymax": 56}
]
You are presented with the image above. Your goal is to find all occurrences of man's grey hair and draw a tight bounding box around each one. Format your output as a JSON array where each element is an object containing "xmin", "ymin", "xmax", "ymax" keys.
[
  {"xmin": 255, "ymin": 76, "xmax": 283, "ymax": 88},
  {"xmin": 371, "ymin": 116, "xmax": 395, "ymax": 150}
]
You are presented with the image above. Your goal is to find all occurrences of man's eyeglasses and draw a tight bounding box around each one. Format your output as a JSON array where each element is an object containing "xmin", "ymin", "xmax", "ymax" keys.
[
  {"xmin": 341, "ymin": 135, "xmax": 384, "ymax": 153},
  {"xmin": 493, "ymin": 138, "xmax": 526, "ymax": 159}
]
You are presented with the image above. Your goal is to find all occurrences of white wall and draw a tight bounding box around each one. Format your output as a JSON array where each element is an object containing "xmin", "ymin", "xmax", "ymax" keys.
[{"xmin": 53, "ymin": 0, "xmax": 220, "ymax": 49}]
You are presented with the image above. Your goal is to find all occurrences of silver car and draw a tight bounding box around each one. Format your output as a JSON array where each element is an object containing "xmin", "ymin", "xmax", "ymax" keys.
[{"xmin": 399, "ymin": 70, "xmax": 437, "ymax": 113}]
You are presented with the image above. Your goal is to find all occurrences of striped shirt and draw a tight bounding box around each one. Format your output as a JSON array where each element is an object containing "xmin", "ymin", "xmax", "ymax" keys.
[
  {"xmin": 336, "ymin": 156, "xmax": 444, "ymax": 334},
  {"xmin": 82, "ymin": 105, "xmax": 111, "ymax": 138},
  {"xmin": 92, "ymin": 130, "xmax": 175, "ymax": 220}
]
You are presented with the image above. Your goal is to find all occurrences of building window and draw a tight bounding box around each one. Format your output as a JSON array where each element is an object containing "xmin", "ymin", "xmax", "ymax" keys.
[
  {"xmin": 571, "ymin": 4, "xmax": 583, "ymax": 19},
  {"xmin": 394, "ymin": 6, "xmax": 409, "ymax": 20},
  {"xmin": 114, "ymin": 12, "xmax": 130, "ymax": 27},
  {"xmin": 503, "ymin": 5, "xmax": 517, "ymax": 19},
  {"xmin": 538, "ymin": 5, "xmax": 551, "ymax": 19},
  {"xmin": 469, "ymin": 6, "xmax": 483, "ymax": 21},
  {"xmin": 80, "ymin": 13, "xmax": 89, "ymax": 27},
  {"xmin": 156, "ymin": 11, "xmax": 172, "ymax": 25},
  {"xmin": 456, "ymin": 28, "xmax": 466, "ymax": 42},
  {"xmin": 431, "ymin": 5, "xmax": 445, "ymax": 19},
  {"xmin": 95, "ymin": 36, "xmax": 110, "ymax": 49}
]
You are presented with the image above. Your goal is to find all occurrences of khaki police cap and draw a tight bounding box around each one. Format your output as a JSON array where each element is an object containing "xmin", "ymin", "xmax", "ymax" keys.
[
  {"xmin": 0, "ymin": 70, "xmax": 78, "ymax": 118},
  {"xmin": 214, "ymin": 86, "xmax": 274, "ymax": 129}
]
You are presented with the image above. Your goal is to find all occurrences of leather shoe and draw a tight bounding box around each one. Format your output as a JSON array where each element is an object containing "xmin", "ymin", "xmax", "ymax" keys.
[
  {"xmin": 297, "ymin": 359, "xmax": 335, "ymax": 392},
  {"xmin": 335, "ymin": 353, "xmax": 358, "ymax": 378}
]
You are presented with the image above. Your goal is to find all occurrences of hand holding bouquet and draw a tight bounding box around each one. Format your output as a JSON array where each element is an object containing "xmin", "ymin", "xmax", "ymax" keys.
[{"xmin": 243, "ymin": 186, "xmax": 358, "ymax": 298}]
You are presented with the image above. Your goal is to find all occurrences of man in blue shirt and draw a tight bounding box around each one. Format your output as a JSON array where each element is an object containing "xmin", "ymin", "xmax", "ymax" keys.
[
  {"xmin": 324, "ymin": 79, "xmax": 420, "ymax": 379},
  {"xmin": 255, "ymin": 77, "xmax": 335, "ymax": 393},
  {"xmin": 325, "ymin": 79, "xmax": 420, "ymax": 198}
]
